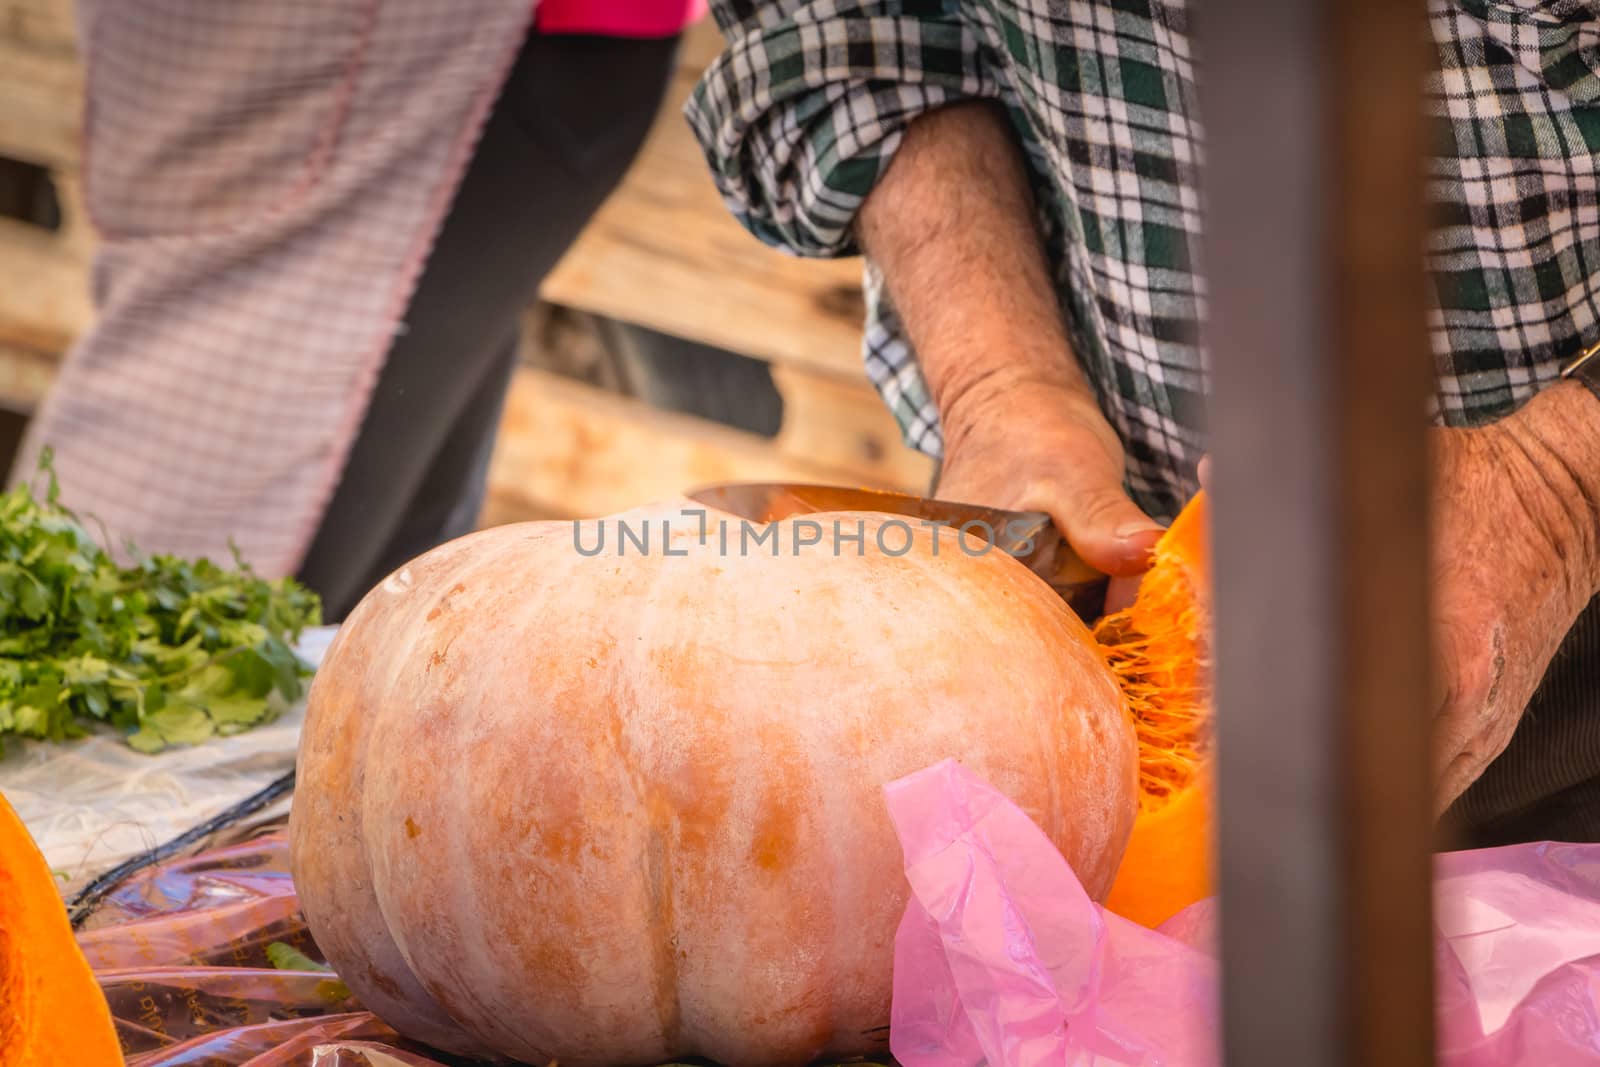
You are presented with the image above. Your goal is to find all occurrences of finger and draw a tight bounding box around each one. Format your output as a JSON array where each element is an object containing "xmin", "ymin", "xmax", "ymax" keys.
[
  {"xmin": 1103, "ymin": 573, "xmax": 1143, "ymax": 614},
  {"xmin": 1429, "ymin": 618, "xmax": 1509, "ymax": 812},
  {"xmin": 1430, "ymin": 622, "xmax": 1457, "ymax": 726},
  {"xmin": 1431, "ymin": 618, "xmax": 1502, "ymax": 727},
  {"xmin": 934, "ymin": 434, "xmax": 1163, "ymax": 577},
  {"xmin": 1196, "ymin": 454, "xmax": 1212, "ymax": 492},
  {"xmin": 1430, "ymin": 620, "xmax": 1466, "ymax": 791},
  {"xmin": 1435, "ymin": 753, "xmax": 1477, "ymax": 819},
  {"xmin": 1045, "ymin": 483, "xmax": 1165, "ymax": 578}
]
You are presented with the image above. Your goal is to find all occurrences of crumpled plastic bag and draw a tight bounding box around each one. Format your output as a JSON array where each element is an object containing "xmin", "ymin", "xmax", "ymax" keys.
[
  {"xmin": 884, "ymin": 759, "xmax": 1217, "ymax": 1067},
  {"xmin": 885, "ymin": 758, "xmax": 1600, "ymax": 1067},
  {"xmin": 1433, "ymin": 841, "xmax": 1600, "ymax": 1064},
  {"xmin": 76, "ymin": 826, "xmax": 459, "ymax": 1067}
]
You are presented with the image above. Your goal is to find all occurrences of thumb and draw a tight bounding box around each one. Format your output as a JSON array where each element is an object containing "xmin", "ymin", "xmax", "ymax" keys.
[
  {"xmin": 1049, "ymin": 483, "xmax": 1165, "ymax": 579},
  {"xmin": 1428, "ymin": 614, "xmax": 1478, "ymax": 811}
]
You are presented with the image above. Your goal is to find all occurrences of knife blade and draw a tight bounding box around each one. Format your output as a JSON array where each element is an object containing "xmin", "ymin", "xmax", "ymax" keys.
[{"xmin": 683, "ymin": 482, "xmax": 1111, "ymax": 620}]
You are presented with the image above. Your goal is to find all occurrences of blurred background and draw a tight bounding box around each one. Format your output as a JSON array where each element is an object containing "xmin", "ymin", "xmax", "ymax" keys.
[{"xmin": 0, "ymin": 2, "xmax": 935, "ymax": 526}]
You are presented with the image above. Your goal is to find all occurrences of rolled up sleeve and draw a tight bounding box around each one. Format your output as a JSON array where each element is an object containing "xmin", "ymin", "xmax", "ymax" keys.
[{"xmin": 684, "ymin": 2, "xmax": 1000, "ymax": 258}]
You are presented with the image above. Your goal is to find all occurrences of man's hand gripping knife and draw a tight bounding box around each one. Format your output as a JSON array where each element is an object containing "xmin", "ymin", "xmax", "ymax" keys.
[{"xmin": 854, "ymin": 101, "xmax": 1166, "ymax": 612}]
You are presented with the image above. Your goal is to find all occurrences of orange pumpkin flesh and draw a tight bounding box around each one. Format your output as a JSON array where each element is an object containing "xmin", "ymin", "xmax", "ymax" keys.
[
  {"xmin": 291, "ymin": 504, "xmax": 1141, "ymax": 1067},
  {"xmin": 1094, "ymin": 490, "xmax": 1214, "ymax": 927},
  {"xmin": 0, "ymin": 792, "xmax": 123, "ymax": 1067}
]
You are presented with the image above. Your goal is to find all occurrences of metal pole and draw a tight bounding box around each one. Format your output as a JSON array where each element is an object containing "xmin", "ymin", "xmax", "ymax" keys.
[{"xmin": 1199, "ymin": 1, "xmax": 1437, "ymax": 1064}]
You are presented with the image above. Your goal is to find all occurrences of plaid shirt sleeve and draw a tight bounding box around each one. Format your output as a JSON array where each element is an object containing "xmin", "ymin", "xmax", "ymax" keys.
[
  {"xmin": 685, "ymin": 1, "xmax": 1211, "ymax": 518},
  {"xmin": 1426, "ymin": 2, "xmax": 1600, "ymax": 425},
  {"xmin": 684, "ymin": 2, "xmax": 1026, "ymax": 465},
  {"xmin": 683, "ymin": 2, "xmax": 1002, "ymax": 259}
]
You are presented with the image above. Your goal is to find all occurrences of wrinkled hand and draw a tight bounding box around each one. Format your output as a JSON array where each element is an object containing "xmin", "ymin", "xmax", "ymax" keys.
[
  {"xmin": 1431, "ymin": 383, "xmax": 1600, "ymax": 815},
  {"xmin": 934, "ymin": 372, "xmax": 1166, "ymax": 612}
]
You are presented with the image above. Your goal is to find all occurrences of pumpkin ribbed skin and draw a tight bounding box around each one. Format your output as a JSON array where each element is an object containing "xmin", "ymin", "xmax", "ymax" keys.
[
  {"xmin": 0, "ymin": 792, "xmax": 123, "ymax": 1067},
  {"xmin": 289, "ymin": 503, "xmax": 1140, "ymax": 1067}
]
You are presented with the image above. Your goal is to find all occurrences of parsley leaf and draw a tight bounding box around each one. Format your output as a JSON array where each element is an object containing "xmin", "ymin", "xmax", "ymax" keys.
[
  {"xmin": 266, "ymin": 941, "xmax": 352, "ymax": 1003},
  {"xmin": 0, "ymin": 450, "xmax": 322, "ymax": 755}
]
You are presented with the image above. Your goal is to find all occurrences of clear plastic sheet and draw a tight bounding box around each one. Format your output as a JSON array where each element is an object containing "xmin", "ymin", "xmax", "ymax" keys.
[
  {"xmin": 1, "ymin": 626, "xmax": 339, "ymax": 896},
  {"xmin": 884, "ymin": 758, "xmax": 1600, "ymax": 1067},
  {"xmin": 78, "ymin": 827, "xmax": 464, "ymax": 1067}
]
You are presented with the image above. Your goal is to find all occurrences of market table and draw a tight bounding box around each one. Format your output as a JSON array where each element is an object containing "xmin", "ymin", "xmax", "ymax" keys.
[{"xmin": 12, "ymin": 694, "xmax": 1600, "ymax": 1067}]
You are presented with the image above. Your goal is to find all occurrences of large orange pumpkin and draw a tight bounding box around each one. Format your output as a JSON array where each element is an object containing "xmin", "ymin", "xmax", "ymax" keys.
[
  {"xmin": 289, "ymin": 493, "xmax": 1212, "ymax": 1066},
  {"xmin": 0, "ymin": 792, "xmax": 124, "ymax": 1067}
]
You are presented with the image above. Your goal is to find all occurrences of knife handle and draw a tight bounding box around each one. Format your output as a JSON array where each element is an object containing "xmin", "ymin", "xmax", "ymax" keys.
[
  {"xmin": 1052, "ymin": 575, "xmax": 1111, "ymax": 623},
  {"xmin": 1031, "ymin": 533, "xmax": 1112, "ymax": 622}
]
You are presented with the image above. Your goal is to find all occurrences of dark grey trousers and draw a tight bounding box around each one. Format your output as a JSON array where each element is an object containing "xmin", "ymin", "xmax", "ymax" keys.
[
  {"xmin": 295, "ymin": 30, "xmax": 679, "ymax": 621},
  {"xmin": 1444, "ymin": 595, "xmax": 1600, "ymax": 846}
]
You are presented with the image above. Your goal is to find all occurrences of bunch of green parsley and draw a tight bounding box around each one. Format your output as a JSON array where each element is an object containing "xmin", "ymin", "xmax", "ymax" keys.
[{"xmin": 0, "ymin": 451, "xmax": 322, "ymax": 755}]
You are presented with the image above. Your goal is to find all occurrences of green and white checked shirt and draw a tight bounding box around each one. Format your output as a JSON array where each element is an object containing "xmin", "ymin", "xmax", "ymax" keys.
[{"xmin": 684, "ymin": 0, "xmax": 1600, "ymax": 524}]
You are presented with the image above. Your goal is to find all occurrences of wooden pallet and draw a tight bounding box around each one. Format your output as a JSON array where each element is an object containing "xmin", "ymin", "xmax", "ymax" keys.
[
  {"xmin": 0, "ymin": 0, "xmax": 90, "ymax": 412},
  {"xmin": 486, "ymin": 366, "xmax": 925, "ymax": 524},
  {"xmin": 540, "ymin": 23, "xmax": 870, "ymax": 384},
  {"xmin": 0, "ymin": 9, "xmax": 935, "ymax": 519}
]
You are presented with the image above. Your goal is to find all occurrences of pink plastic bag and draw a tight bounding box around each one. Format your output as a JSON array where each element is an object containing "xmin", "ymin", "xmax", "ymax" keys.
[
  {"xmin": 884, "ymin": 759, "xmax": 1218, "ymax": 1066},
  {"xmin": 885, "ymin": 759, "xmax": 1600, "ymax": 1067},
  {"xmin": 1434, "ymin": 842, "xmax": 1600, "ymax": 1064}
]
